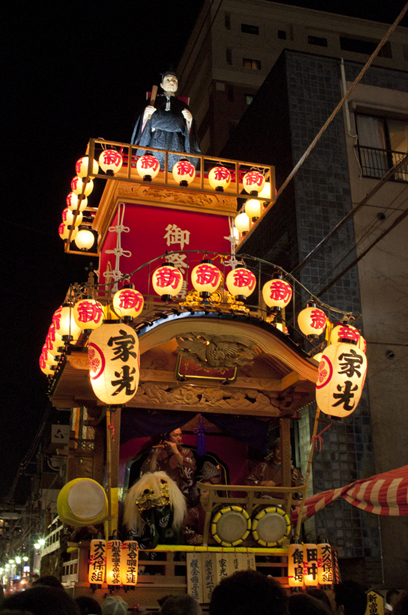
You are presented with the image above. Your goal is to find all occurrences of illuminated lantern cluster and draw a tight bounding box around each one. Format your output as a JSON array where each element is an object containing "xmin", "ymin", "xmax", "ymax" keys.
[
  {"xmin": 208, "ymin": 166, "xmax": 232, "ymax": 191},
  {"xmin": 73, "ymin": 297, "xmax": 104, "ymax": 332},
  {"xmin": 136, "ymin": 154, "xmax": 160, "ymax": 181},
  {"xmin": 173, "ymin": 159, "xmax": 196, "ymax": 186},
  {"xmin": 242, "ymin": 169, "xmax": 265, "ymax": 195},
  {"xmin": 191, "ymin": 260, "xmax": 222, "ymax": 298},
  {"xmin": 298, "ymin": 305, "xmax": 327, "ymax": 337},
  {"xmin": 113, "ymin": 286, "xmax": 144, "ymax": 320},
  {"xmin": 89, "ymin": 538, "xmax": 138, "ymax": 587},
  {"xmin": 263, "ymin": 279, "xmax": 292, "ymax": 309},
  {"xmin": 226, "ymin": 265, "xmax": 256, "ymax": 301},
  {"xmin": 288, "ymin": 543, "xmax": 333, "ymax": 588},
  {"xmin": 152, "ymin": 263, "xmax": 184, "ymax": 301},
  {"xmin": 98, "ymin": 149, "xmax": 123, "ymax": 175},
  {"xmin": 88, "ymin": 323, "xmax": 140, "ymax": 405}
]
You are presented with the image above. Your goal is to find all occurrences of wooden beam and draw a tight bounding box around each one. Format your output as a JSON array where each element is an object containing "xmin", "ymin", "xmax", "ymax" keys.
[{"xmin": 280, "ymin": 371, "xmax": 299, "ymax": 391}]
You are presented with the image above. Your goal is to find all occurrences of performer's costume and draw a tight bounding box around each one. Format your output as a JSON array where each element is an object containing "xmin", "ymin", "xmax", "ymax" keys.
[
  {"xmin": 246, "ymin": 461, "xmax": 304, "ymax": 499},
  {"xmin": 131, "ymin": 94, "xmax": 201, "ymax": 171}
]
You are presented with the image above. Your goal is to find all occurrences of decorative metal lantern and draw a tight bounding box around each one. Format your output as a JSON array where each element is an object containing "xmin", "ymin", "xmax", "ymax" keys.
[
  {"xmin": 242, "ymin": 170, "xmax": 265, "ymax": 195},
  {"xmin": 106, "ymin": 538, "xmax": 122, "ymax": 586},
  {"xmin": 66, "ymin": 192, "xmax": 88, "ymax": 211},
  {"xmin": 88, "ymin": 323, "xmax": 140, "ymax": 405},
  {"xmin": 244, "ymin": 199, "xmax": 261, "ymax": 221},
  {"xmin": 298, "ymin": 306, "xmax": 327, "ymax": 337},
  {"xmin": 191, "ymin": 260, "xmax": 222, "ymax": 298},
  {"xmin": 316, "ymin": 342, "xmax": 367, "ymax": 418},
  {"xmin": 172, "ymin": 159, "xmax": 195, "ymax": 186},
  {"xmin": 317, "ymin": 543, "xmax": 333, "ymax": 585},
  {"xmin": 208, "ymin": 166, "xmax": 231, "ymax": 191},
  {"xmin": 288, "ymin": 543, "xmax": 304, "ymax": 588},
  {"xmin": 53, "ymin": 304, "xmax": 81, "ymax": 340},
  {"xmin": 330, "ymin": 324, "xmax": 360, "ymax": 345},
  {"xmin": 136, "ymin": 154, "xmax": 160, "ymax": 181},
  {"xmin": 71, "ymin": 176, "xmax": 94, "ymax": 197},
  {"xmin": 234, "ymin": 212, "xmax": 250, "ymax": 235},
  {"xmin": 73, "ymin": 298, "xmax": 104, "ymax": 331},
  {"xmin": 113, "ymin": 286, "xmax": 144, "ymax": 320},
  {"xmin": 152, "ymin": 263, "xmax": 184, "ymax": 301},
  {"xmin": 89, "ymin": 538, "xmax": 106, "ymax": 585},
  {"xmin": 75, "ymin": 227, "xmax": 95, "ymax": 251},
  {"xmin": 121, "ymin": 540, "xmax": 139, "ymax": 586},
  {"xmin": 226, "ymin": 265, "xmax": 256, "ymax": 301},
  {"xmin": 75, "ymin": 156, "xmax": 99, "ymax": 178},
  {"xmin": 262, "ymin": 279, "xmax": 292, "ymax": 309},
  {"xmin": 62, "ymin": 208, "xmax": 83, "ymax": 227},
  {"xmin": 98, "ymin": 149, "xmax": 123, "ymax": 175}
]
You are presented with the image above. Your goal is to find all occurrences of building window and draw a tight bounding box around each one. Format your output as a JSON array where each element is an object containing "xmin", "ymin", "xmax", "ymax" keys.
[
  {"xmin": 308, "ymin": 35, "xmax": 328, "ymax": 47},
  {"xmin": 226, "ymin": 48, "xmax": 232, "ymax": 65},
  {"xmin": 225, "ymin": 14, "xmax": 231, "ymax": 30},
  {"xmin": 227, "ymin": 85, "xmax": 234, "ymax": 102},
  {"xmin": 278, "ymin": 30, "xmax": 287, "ymax": 40},
  {"xmin": 340, "ymin": 36, "xmax": 392, "ymax": 58},
  {"xmin": 245, "ymin": 94, "xmax": 254, "ymax": 105},
  {"xmin": 241, "ymin": 23, "xmax": 259, "ymax": 35},
  {"xmin": 243, "ymin": 58, "xmax": 261, "ymax": 70},
  {"xmin": 355, "ymin": 114, "xmax": 408, "ymax": 181}
]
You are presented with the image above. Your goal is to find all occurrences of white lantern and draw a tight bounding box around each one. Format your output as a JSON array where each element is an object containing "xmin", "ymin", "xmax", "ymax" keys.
[
  {"xmin": 172, "ymin": 159, "xmax": 195, "ymax": 186},
  {"xmin": 121, "ymin": 540, "xmax": 139, "ymax": 586},
  {"xmin": 330, "ymin": 324, "xmax": 360, "ymax": 345},
  {"xmin": 317, "ymin": 543, "xmax": 333, "ymax": 585},
  {"xmin": 73, "ymin": 298, "xmax": 104, "ymax": 331},
  {"xmin": 245, "ymin": 199, "xmax": 261, "ymax": 220},
  {"xmin": 136, "ymin": 154, "xmax": 160, "ymax": 180},
  {"xmin": 62, "ymin": 208, "xmax": 83, "ymax": 227},
  {"xmin": 71, "ymin": 176, "xmax": 94, "ymax": 196},
  {"xmin": 75, "ymin": 228, "xmax": 95, "ymax": 250},
  {"xmin": 226, "ymin": 266, "xmax": 256, "ymax": 300},
  {"xmin": 288, "ymin": 544, "xmax": 304, "ymax": 588},
  {"xmin": 88, "ymin": 323, "xmax": 140, "ymax": 405},
  {"xmin": 262, "ymin": 279, "xmax": 292, "ymax": 309},
  {"xmin": 234, "ymin": 212, "xmax": 250, "ymax": 235},
  {"xmin": 66, "ymin": 192, "xmax": 88, "ymax": 211},
  {"xmin": 258, "ymin": 181, "xmax": 272, "ymax": 199},
  {"xmin": 208, "ymin": 166, "xmax": 231, "ymax": 191},
  {"xmin": 191, "ymin": 261, "xmax": 222, "ymax": 297},
  {"xmin": 113, "ymin": 286, "xmax": 144, "ymax": 320},
  {"xmin": 98, "ymin": 150, "xmax": 123, "ymax": 175},
  {"xmin": 316, "ymin": 342, "xmax": 367, "ymax": 418},
  {"xmin": 242, "ymin": 170, "xmax": 265, "ymax": 195},
  {"xmin": 41, "ymin": 346, "xmax": 59, "ymax": 367},
  {"xmin": 53, "ymin": 305, "xmax": 82, "ymax": 340},
  {"xmin": 313, "ymin": 352, "xmax": 323, "ymax": 362},
  {"xmin": 75, "ymin": 156, "xmax": 99, "ymax": 178},
  {"xmin": 58, "ymin": 223, "xmax": 70, "ymax": 240},
  {"xmin": 106, "ymin": 539, "xmax": 122, "ymax": 586},
  {"xmin": 152, "ymin": 264, "xmax": 184, "ymax": 301},
  {"xmin": 303, "ymin": 543, "xmax": 319, "ymax": 586},
  {"xmin": 39, "ymin": 355, "xmax": 56, "ymax": 375},
  {"xmin": 298, "ymin": 306, "xmax": 327, "ymax": 336},
  {"xmin": 89, "ymin": 538, "xmax": 106, "ymax": 585}
]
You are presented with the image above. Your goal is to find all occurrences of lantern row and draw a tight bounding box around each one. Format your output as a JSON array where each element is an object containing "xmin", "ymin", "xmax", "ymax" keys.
[
  {"xmin": 288, "ymin": 543, "xmax": 334, "ymax": 588},
  {"xmin": 89, "ymin": 537, "xmax": 138, "ymax": 587}
]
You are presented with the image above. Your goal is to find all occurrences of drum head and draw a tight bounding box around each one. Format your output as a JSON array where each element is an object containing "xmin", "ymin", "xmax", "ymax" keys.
[
  {"xmin": 252, "ymin": 507, "xmax": 291, "ymax": 547},
  {"xmin": 211, "ymin": 506, "xmax": 251, "ymax": 547},
  {"xmin": 68, "ymin": 479, "xmax": 106, "ymax": 519}
]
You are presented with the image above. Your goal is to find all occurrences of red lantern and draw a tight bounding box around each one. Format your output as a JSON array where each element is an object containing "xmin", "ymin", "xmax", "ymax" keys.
[
  {"xmin": 98, "ymin": 149, "xmax": 123, "ymax": 174},
  {"xmin": 226, "ymin": 266, "xmax": 256, "ymax": 301},
  {"xmin": 136, "ymin": 154, "xmax": 160, "ymax": 180},
  {"xmin": 113, "ymin": 286, "xmax": 144, "ymax": 320},
  {"xmin": 316, "ymin": 342, "xmax": 367, "ymax": 418},
  {"xmin": 172, "ymin": 159, "xmax": 195, "ymax": 186},
  {"xmin": 152, "ymin": 263, "xmax": 184, "ymax": 301},
  {"xmin": 191, "ymin": 261, "xmax": 222, "ymax": 297},
  {"xmin": 298, "ymin": 306, "xmax": 327, "ymax": 336},
  {"xmin": 73, "ymin": 298, "xmax": 104, "ymax": 331},
  {"xmin": 242, "ymin": 170, "xmax": 265, "ymax": 195},
  {"xmin": 262, "ymin": 279, "xmax": 292, "ymax": 309},
  {"xmin": 75, "ymin": 156, "xmax": 99, "ymax": 178},
  {"xmin": 330, "ymin": 324, "xmax": 360, "ymax": 345},
  {"xmin": 88, "ymin": 323, "xmax": 140, "ymax": 405},
  {"xmin": 208, "ymin": 166, "xmax": 231, "ymax": 191},
  {"xmin": 288, "ymin": 544, "xmax": 304, "ymax": 588}
]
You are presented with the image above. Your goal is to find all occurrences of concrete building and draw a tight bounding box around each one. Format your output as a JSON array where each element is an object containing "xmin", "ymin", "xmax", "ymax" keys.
[{"xmin": 178, "ymin": 1, "xmax": 408, "ymax": 587}]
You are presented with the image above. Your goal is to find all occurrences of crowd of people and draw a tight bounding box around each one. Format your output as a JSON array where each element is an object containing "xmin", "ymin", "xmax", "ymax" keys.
[{"xmin": 0, "ymin": 572, "xmax": 406, "ymax": 615}]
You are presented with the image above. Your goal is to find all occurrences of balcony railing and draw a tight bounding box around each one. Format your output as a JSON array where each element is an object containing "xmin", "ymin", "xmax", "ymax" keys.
[{"xmin": 355, "ymin": 145, "xmax": 408, "ymax": 182}]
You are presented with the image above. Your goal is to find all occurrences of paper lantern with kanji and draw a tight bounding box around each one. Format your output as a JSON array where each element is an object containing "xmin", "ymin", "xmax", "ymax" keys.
[
  {"xmin": 208, "ymin": 166, "xmax": 231, "ymax": 191},
  {"xmin": 303, "ymin": 543, "xmax": 319, "ymax": 586},
  {"xmin": 136, "ymin": 154, "xmax": 160, "ymax": 180},
  {"xmin": 88, "ymin": 323, "xmax": 140, "ymax": 405},
  {"xmin": 316, "ymin": 342, "xmax": 367, "ymax": 418},
  {"xmin": 53, "ymin": 305, "xmax": 82, "ymax": 340},
  {"xmin": 317, "ymin": 543, "xmax": 333, "ymax": 585},
  {"xmin": 73, "ymin": 298, "xmax": 104, "ymax": 331},
  {"xmin": 288, "ymin": 544, "xmax": 304, "ymax": 588},
  {"xmin": 191, "ymin": 261, "xmax": 222, "ymax": 297},
  {"xmin": 62, "ymin": 208, "xmax": 83, "ymax": 227},
  {"xmin": 298, "ymin": 306, "xmax": 327, "ymax": 336},
  {"xmin": 66, "ymin": 192, "xmax": 88, "ymax": 211},
  {"xmin": 330, "ymin": 324, "xmax": 360, "ymax": 345},
  {"xmin": 39, "ymin": 355, "xmax": 56, "ymax": 376},
  {"xmin": 75, "ymin": 156, "xmax": 99, "ymax": 178},
  {"xmin": 113, "ymin": 286, "xmax": 144, "ymax": 320},
  {"xmin": 106, "ymin": 539, "xmax": 122, "ymax": 586},
  {"xmin": 226, "ymin": 266, "xmax": 256, "ymax": 301},
  {"xmin": 152, "ymin": 263, "xmax": 184, "ymax": 301},
  {"xmin": 172, "ymin": 159, "xmax": 195, "ymax": 186},
  {"xmin": 242, "ymin": 170, "xmax": 265, "ymax": 195},
  {"xmin": 359, "ymin": 335, "xmax": 367, "ymax": 354},
  {"xmin": 71, "ymin": 176, "xmax": 94, "ymax": 196},
  {"xmin": 262, "ymin": 279, "xmax": 292, "ymax": 309},
  {"xmin": 99, "ymin": 149, "xmax": 123, "ymax": 174},
  {"xmin": 121, "ymin": 540, "xmax": 139, "ymax": 586},
  {"xmin": 89, "ymin": 538, "xmax": 106, "ymax": 585}
]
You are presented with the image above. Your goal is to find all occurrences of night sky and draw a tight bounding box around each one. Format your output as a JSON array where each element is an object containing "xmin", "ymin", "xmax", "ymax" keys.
[{"xmin": 2, "ymin": 0, "xmax": 407, "ymax": 502}]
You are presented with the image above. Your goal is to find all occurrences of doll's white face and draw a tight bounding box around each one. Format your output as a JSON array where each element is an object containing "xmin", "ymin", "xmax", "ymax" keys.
[{"xmin": 161, "ymin": 74, "xmax": 178, "ymax": 94}]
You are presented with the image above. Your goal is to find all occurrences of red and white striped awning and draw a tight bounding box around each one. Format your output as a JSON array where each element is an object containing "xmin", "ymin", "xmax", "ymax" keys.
[{"xmin": 293, "ymin": 465, "xmax": 408, "ymax": 523}]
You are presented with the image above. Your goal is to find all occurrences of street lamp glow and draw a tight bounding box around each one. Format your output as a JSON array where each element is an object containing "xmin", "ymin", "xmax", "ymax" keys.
[
  {"xmin": 15, "ymin": 557, "xmax": 21, "ymax": 564},
  {"xmin": 34, "ymin": 543, "xmax": 40, "ymax": 549},
  {"xmin": 38, "ymin": 538, "xmax": 45, "ymax": 547},
  {"xmin": 9, "ymin": 559, "xmax": 14, "ymax": 565}
]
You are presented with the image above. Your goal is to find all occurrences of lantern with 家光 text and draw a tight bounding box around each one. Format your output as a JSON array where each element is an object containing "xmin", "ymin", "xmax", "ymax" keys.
[
  {"xmin": 359, "ymin": 335, "xmax": 367, "ymax": 354},
  {"xmin": 136, "ymin": 154, "xmax": 160, "ymax": 181},
  {"xmin": 226, "ymin": 265, "xmax": 256, "ymax": 301},
  {"xmin": 245, "ymin": 199, "xmax": 262, "ymax": 221},
  {"xmin": 75, "ymin": 156, "xmax": 99, "ymax": 178},
  {"xmin": 89, "ymin": 538, "xmax": 106, "ymax": 585},
  {"xmin": 208, "ymin": 166, "xmax": 231, "ymax": 191},
  {"xmin": 152, "ymin": 263, "xmax": 184, "ymax": 301},
  {"xmin": 73, "ymin": 298, "xmax": 104, "ymax": 332},
  {"xmin": 66, "ymin": 192, "xmax": 88, "ymax": 211},
  {"xmin": 106, "ymin": 538, "xmax": 122, "ymax": 586},
  {"xmin": 330, "ymin": 324, "xmax": 360, "ymax": 345},
  {"xmin": 113, "ymin": 286, "xmax": 144, "ymax": 320},
  {"xmin": 303, "ymin": 543, "xmax": 319, "ymax": 586},
  {"xmin": 317, "ymin": 543, "xmax": 333, "ymax": 585},
  {"xmin": 191, "ymin": 260, "xmax": 222, "ymax": 298},
  {"xmin": 242, "ymin": 170, "xmax": 265, "ymax": 195},
  {"xmin": 53, "ymin": 305, "xmax": 82, "ymax": 341},
  {"xmin": 172, "ymin": 159, "xmax": 195, "ymax": 186},
  {"xmin": 316, "ymin": 342, "xmax": 367, "ymax": 418},
  {"xmin": 121, "ymin": 540, "xmax": 139, "ymax": 586},
  {"xmin": 62, "ymin": 208, "xmax": 83, "ymax": 227},
  {"xmin": 75, "ymin": 227, "xmax": 95, "ymax": 251},
  {"xmin": 88, "ymin": 323, "xmax": 140, "ymax": 406},
  {"xmin": 234, "ymin": 212, "xmax": 250, "ymax": 235},
  {"xmin": 288, "ymin": 543, "xmax": 304, "ymax": 588},
  {"xmin": 71, "ymin": 176, "xmax": 94, "ymax": 197},
  {"xmin": 262, "ymin": 279, "xmax": 292, "ymax": 309},
  {"xmin": 298, "ymin": 306, "xmax": 327, "ymax": 337},
  {"xmin": 98, "ymin": 149, "xmax": 123, "ymax": 175}
]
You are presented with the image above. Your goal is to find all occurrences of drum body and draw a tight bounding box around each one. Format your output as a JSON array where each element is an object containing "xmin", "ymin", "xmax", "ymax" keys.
[
  {"xmin": 251, "ymin": 506, "xmax": 291, "ymax": 547},
  {"xmin": 57, "ymin": 478, "xmax": 108, "ymax": 527},
  {"xmin": 211, "ymin": 505, "xmax": 251, "ymax": 547}
]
